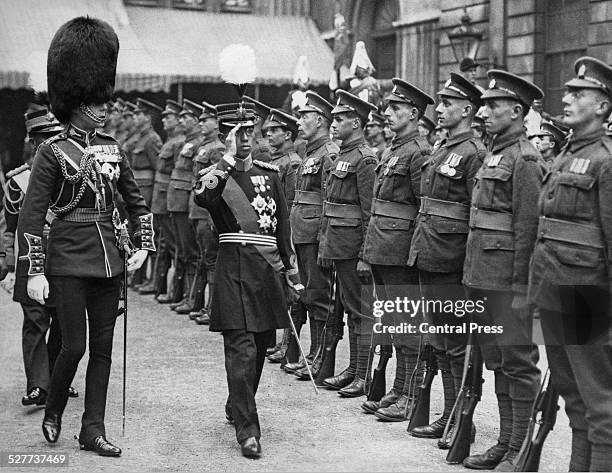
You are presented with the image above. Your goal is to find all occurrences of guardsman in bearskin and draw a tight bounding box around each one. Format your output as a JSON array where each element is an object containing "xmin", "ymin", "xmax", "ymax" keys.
[
  {"xmin": 528, "ymin": 57, "xmax": 612, "ymax": 472},
  {"xmin": 530, "ymin": 121, "xmax": 569, "ymax": 167},
  {"xmin": 165, "ymin": 99, "xmax": 202, "ymax": 308},
  {"xmin": 193, "ymin": 101, "xmax": 302, "ymax": 458},
  {"xmin": 243, "ymin": 95, "xmax": 273, "ymax": 163},
  {"xmin": 2, "ymin": 101, "xmax": 79, "ymax": 407},
  {"xmin": 318, "ymin": 90, "xmax": 377, "ymax": 397},
  {"xmin": 407, "ymin": 73, "xmax": 485, "ymax": 440},
  {"xmin": 364, "ymin": 110, "xmax": 387, "ymax": 160},
  {"xmin": 289, "ymin": 92, "xmax": 338, "ymax": 379},
  {"xmin": 462, "ymin": 70, "xmax": 544, "ymax": 470},
  {"xmin": 362, "ymin": 78, "xmax": 434, "ymax": 422},
  {"xmin": 18, "ymin": 17, "xmax": 154, "ymax": 456},
  {"xmin": 184, "ymin": 101, "xmax": 224, "ymax": 323},
  {"xmin": 139, "ymin": 99, "xmax": 185, "ymax": 297}
]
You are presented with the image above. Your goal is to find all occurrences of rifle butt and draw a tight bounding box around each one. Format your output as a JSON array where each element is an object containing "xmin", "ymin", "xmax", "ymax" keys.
[
  {"xmin": 407, "ymin": 391, "xmax": 430, "ymax": 430},
  {"xmin": 367, "ymin": 369, "xmax": 386, "ymax": 401},
  {"xmin": 446, "ymin": 416, "xmax": 474, "ymax": 464}
]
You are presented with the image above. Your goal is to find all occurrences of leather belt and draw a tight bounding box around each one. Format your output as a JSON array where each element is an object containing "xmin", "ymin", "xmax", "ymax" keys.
[
  {"xmin": 323, "ymin": 201, "xmax": 361, "ymax": 219},
  {"xmin": 419, "ymin": 197, "xmax": 470, "ymax": 221},
  {"xmin": 132, "ymin": 169, "xmax": 154, "ymax": 180},
  {"xmin": 469, "ymin": 208, "xmax": 513, "ymax": 232},
  {"xmin": 294, "ymin": 190, "xmax": 322, "ymax": 206},
  {"xmin": 170, "ymin": 168, "xmax": 193, "ymax": 182},
  {"xmin": 219, "ymin": 232, "xmax": 277, "ymax": 247},
  {"xmin": 371, "ymin": 198, "xmax": 418, "ymax": 221},
  {"xmin": 58, "ymin": 207, "xmax": 114, "ymax": 223},
  {"xmin": 154, "ymin": 172, "xmax": 171, "ymax": 184},
  {"xmin": 537, "ymin": 216, "xmax": 604, "ymax": 249}
]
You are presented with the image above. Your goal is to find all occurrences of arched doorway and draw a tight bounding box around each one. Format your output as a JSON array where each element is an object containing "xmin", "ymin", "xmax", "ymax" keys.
[{"xmin": 351, "ymin": 0, "xmax": 399, "ymax": 79}]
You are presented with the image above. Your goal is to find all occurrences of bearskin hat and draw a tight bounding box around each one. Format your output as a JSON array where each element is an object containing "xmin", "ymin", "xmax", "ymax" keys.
[{"xmin": 47, "ymin": 16, "xmax": 119, "ymax": 123}]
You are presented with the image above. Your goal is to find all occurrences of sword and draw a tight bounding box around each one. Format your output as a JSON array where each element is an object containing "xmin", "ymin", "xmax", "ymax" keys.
[
  {"xmin": 118, "ymin": 221, "xmax": 133, "ymax": 437},
  {"xmin": 286, "ymin": 307, "xmax": 319, "ymax": 394}
]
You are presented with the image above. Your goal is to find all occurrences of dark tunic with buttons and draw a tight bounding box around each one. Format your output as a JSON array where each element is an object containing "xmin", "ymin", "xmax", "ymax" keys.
[
  {"xmin": 319, "ymin": 136, "xmax": 378, "ymax": 261},
  {"xmin": 463, "ymin": 130, "xmax": 545, "ymax": 292},
  {"xmin": 167, "ymin": 129, "xmax": 203, "ymax": 213},
  {"xmin": 290, "ymin": 136, "xmax": 338, "ymax": 244},
  {"xmin": 17, "ymin": 127, "xmax": 153, "ymax": 282},
  {"xmin": 363, "ymin": 131, "xmax": 430, "ymax": 266},
  {"xmin": 189, "ymin": 136, "xmax": 224, "ymax": 220},
  {"xmin": 193, "ymin": 155, "xmax": 297, "ymax": 333},
  {"xmin": 529, "ymin": 129, "xmax": 612, "ymax": 309},
  {"xmin": 409, "ymin": 130, "xmax": 486, "ymax": 272},
  {"xmin": 151, "ymin": 130, "xmax": 184, "ymax": 215}
]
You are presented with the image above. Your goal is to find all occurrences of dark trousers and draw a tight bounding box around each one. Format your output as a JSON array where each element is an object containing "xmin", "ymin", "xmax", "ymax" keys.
[
  {"xmin": 194, "ymin": 217, "xmax": 218, "ymax": 272},
  {"xmin": 158, "ymin": 213, "xmax": 176, "ymax": 255},
  {"xmin": 295, "ymin": 243, "xmax": 332, "ymax": 322},
  {"xmin": 21, "ymin": 303, "xmax": 59, "ymax": 392},
  {"xmin": 46, "ymin": 276, "xmax": 121, "ymax": 443},
  {"xmin": 540, "ymin": 285, "xmax": 612, "ymax": 446},
  {"xmin": 334, "ymin": 258, "xmax": 373, "ymax": 336},
  {"xmin": 223, "ymin": 329, "xmax": 275, "ymax": 443},
  {"xmin": 371, "ymin": 264, "xmax": 420, "ymax": 352},
  {"xmin": 170, "ymin": 212, "xmax": 198, "ymax": 263},
  {"xmin": 470, "ymin": 289, "xmax": 540, "ymax": 401}
]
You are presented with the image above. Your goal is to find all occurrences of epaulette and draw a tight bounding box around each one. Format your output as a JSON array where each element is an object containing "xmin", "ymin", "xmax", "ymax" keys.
[
  {"xmin": 42, "ymin": 133, "xmax": 66, "ymax": 146},
  {"xmin": 199, "ymin": 164, "xmax": 217, "ymax": 176},
  {"xmin": 253, "ymin": 160, "xmax": 280, "ymax": 172},
  {"xmin": 358, "ymin": 144, "xmax": 377, "ymax": 159},
  {"xmin": 601, "ymin": 136, "xmax": 612, "ymax": 155},
  {"xmin": 518, "ymin": 139, "xmax": 540, "ymax": 162},
  {"xmin": 6, "ymin": 163, "xmax": 30, "ymax": 179},
  {"xmin": 97, "ymin": 130, "xmax": 115, "ymax": 140}
]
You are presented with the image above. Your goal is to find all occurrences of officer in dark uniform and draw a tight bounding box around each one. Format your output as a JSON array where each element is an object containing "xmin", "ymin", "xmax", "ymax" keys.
[
  {"xmin": 318, "ymin": 90, "xmax": 377, "ymax": 398},
  {"xmin": 243, "ymin": 95, "xmax": 273, "ymax": 163},
  {"xmin": 364, "ymin": 110, "xmax": 387, "ymax": 160},
  {"xmin": 530, "ymin": 121, "xmax": 568, "ymax": 166},
  {"xmin": 166, "ymin": 99, "xmax": 202, "ymax": 307},
  {"xmin": 408, "ymin": 73, "xmax": 486, "ymax": 439},
  {"xmin": 193, "ymin": 102, "xmax": 302, "ymax": 458},
  {"xmin": 19, "ymin": 16, "xmax": 154, "ymax": 455},
  {"xmin": 529, "ymin": 57, "xmax": 612, "ymax": 472},
  {"xmin": 362, "ymin": 78, "xmax": 434, "ymax": 421},
  {"xmin": 289, "ymin": 92, "xmax": 338, "ymax": 377},
  {"xmin": 183, "ymin": 101, "xmax": 223, "ymax": 322},
  {"xmin": 462, "ymin": 70, "xmax": 544, "ymax": 470},
  {"xmin": 2, "ymin": 105, "xmax": 78, "ymax": 406},
  {"xmin": 139, "ymin": 99, "xmax": 185, "ymax": 297}
]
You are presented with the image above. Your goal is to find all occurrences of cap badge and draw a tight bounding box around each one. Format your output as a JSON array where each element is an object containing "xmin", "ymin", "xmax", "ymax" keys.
[
  {"xmin": 445, "ymin": 79, "xmax": 452, "ymax": 88},
  {"xmin": 489, "ymin": 79, "xmax": 496, "ymax": 89},
  {"xmin": 577, "ymin": 64, "xmax": 587, "ymax": 79}
]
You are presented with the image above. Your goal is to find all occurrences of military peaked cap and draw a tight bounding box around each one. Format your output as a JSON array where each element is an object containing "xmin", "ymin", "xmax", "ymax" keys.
[
  {"xmin": 243, "ymin": 96, "xmax": 271, "ymax": 119},
  {"xmin": 135, "ymin": 98, "xmax": 162, "ymax": 116},
  {"xmin": 387, "ymin": 78, "xmax": 434, "ymax": 112},
  {"xmin": 298, "ymin": 91, "xmax": 334, "ymax": 122},
  {"xmin": 565, "ymin": 56, "xmax": 612, "ymax": 98},
  {"xmin": 331, "ymin": 89, "xmax": 377, "ymax": 122},
  {"xmin": 162, "ymin": 99, "xmax": 182, "ymax": 117},
  {"xmin": 263, "ymin": 108, "xmax": 299, "ymax": 134},
  {"xmin": 438, "ymin": 72, "xmax": 483, "ymax": 107},
  {"xmin": 482, "ymin": 69, "xmax": 544, "ymax": 107},
  {"xmin": 199, "ymin": 101, "xmax": 217, "ymax": 120}
]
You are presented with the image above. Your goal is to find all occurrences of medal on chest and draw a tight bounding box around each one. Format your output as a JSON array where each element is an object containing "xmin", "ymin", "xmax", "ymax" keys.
[
  {"xmin": 250, "ymin": 193, "xmax": 278, "ymax": 232},
  {"xmin": 439, "ymin": 152, "xmax": 462, "ymax": 177},
  {"xmin": 88, "ymin": 145, "xmax": 122, "ymax": 181},
  {"xmin": 250, "ymin": 175, "xmax": 270, "ymax": 194},
  {"xmin": 303, "ymin": 157, "xmax": 317, "ymax": 175},
  {"xmin": 383, "ymin": 155, "xmax": 399, "ymax": 176},
  {"xmin": 568, "ymin": 158, "xmax": 590, "ymax": 174},
  {"xmin": 336, "ymin": 161, "xmax": 350, "ymax": 172}
]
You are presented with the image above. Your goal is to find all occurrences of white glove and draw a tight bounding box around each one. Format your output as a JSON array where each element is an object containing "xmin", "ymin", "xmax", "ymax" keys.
[
  {"xmin": 0, "ymin": 272, "xmax": 15, "ymax": 294},
  {"xmin": 27, "ymin": 274, "xmax": 49, "ymax": 305},
  {"xmin": 127, "ymin": 249, "xmax": 148, "ymax": 272}
]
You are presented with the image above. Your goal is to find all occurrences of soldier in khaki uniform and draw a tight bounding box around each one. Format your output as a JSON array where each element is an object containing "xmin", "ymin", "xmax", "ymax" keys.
[
  {"xmin": 114, "ymin": 101, "xmax": 136, "ymax": 146},
  {"xmin": 261, "ymin": 109, "xmax": 302, "ymax": 365},
  {"xmin": 408, "ymin": 73, "xmax": 486, "ymax": 440},
  {"xmin": 119, "ymin": 101, "xmax": 140, "ymax": 154},
  {"xmin": 141, "ymin": 100, "xmax": 184, "ymax": 298},
  {"xmin": 166, "ymin": 99, "xmax": 202, "ymax": 307},
  {"xmin": 361, "ymin": 78, "xmax": 433, "ymax": 422},
  {"xmin": 530, "ymin": 121, "xmax": 568, "ymax": 167},
  {"xmin": 287, "ymin": 92, "xmax": 338, "ymax": 376},
  {"xmin": 529, "ymin": 57, "xmax": 612, "ymax": 472},
  {"xmin": 185, "ymin": 101, "xmax": 224, "ymax": 323},
  {"xmin": 244, "ymin": 96, "xmax": 273, "ymax": 163},
  {"xmin": 462, "ymin": 71, "xmax": 544, "ymax": 470},
  {"xmin": 319, "ymin": 90, "xmax": 377, "ymax": 398},
  {"xmin": 364, "ymin": 110, "xmax": 387, "ymax": 160}
]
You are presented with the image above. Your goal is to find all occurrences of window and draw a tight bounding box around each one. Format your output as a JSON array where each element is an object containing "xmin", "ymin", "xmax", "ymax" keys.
[
  {"xmin": 543, "ymin": 0, "xmax": 588, "ymax": 114},
  {"xmin": 371, "ymin": 0, "xmax": 398, "ymax": 79},
  {"xmin": 220, "ymin": 0, "xmax": 252, "ymax": 13},
  {"xmin": 173, "ymin": 0, "xmax": 206, "ymax": 9}
]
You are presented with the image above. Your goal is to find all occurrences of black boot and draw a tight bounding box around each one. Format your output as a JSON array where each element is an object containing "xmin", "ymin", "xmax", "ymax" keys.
[
  {"xmin": 463, "ymin": 443, "xmax": 508, "ymax": 470},
  {"xmin": 42, "ymin": 412, "xmax": 61, "ymax": 443},
  {"xmin": 174, "ymin": 261, "xmax": 198, "ymax": 313}
]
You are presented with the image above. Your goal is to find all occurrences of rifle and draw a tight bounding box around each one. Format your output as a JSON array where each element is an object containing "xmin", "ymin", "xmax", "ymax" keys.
[
  {"xmin": 513, "ymin": 370, "xmax": 559, "ymax": 472},
  {"xmin": 407, "ymin": 343, "xmax": 438, "ymax": 430},
  {"xmin": 314, "ymin": 275, "xmax": 345, "ymax": 386},
  {"xmin": 366, "ymin": 343, "xmax": 392, "ymax": 402},
  {"xmin": 445, "ymin": 333, "xmax": 483, "ymax": 464}
]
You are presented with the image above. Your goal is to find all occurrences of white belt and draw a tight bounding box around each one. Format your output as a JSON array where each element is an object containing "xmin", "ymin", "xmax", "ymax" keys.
[{"xmin": 218, "ymin": 232, "xmax": 277, "ymax": 247}]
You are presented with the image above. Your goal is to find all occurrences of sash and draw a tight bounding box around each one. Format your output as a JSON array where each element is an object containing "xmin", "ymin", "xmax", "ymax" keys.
[{"xmin": 221, "ymin": 177, "xmax": 284, "ymax": 272}]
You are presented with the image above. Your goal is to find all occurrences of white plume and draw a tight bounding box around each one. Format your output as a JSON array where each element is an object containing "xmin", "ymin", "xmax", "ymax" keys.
[{"xmin": 219, "ymin": 44, "xmax": 257, "ymax": 84}]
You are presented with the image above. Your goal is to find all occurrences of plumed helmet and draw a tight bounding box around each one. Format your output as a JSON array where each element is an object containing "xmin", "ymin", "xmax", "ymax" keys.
[{"xmin": 47, "ymin": 16, "xmax": 119, "ymax": 123}]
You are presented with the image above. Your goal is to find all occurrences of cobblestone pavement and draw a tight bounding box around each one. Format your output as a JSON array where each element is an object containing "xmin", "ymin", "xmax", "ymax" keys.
[{"xmin": 0, "ymin": 289, "xmax": 571, "ymax": 472}]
